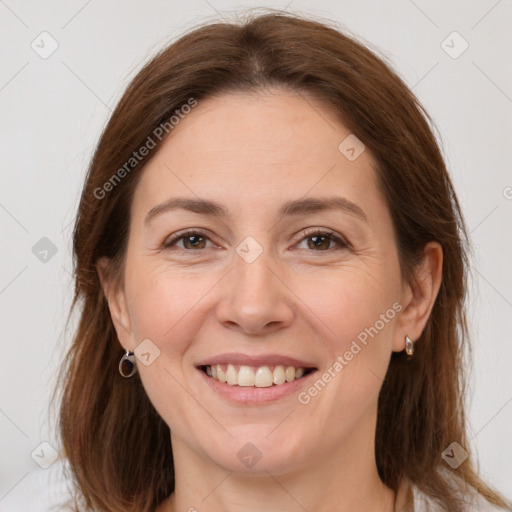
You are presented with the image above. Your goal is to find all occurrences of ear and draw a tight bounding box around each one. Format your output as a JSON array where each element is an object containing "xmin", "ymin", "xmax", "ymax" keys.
[
  {"xmin": 393, "ymin": 241, "xmax": 443, "ymax": 352},
  {"xmin": 96, "ymin": 256, "xmax": 133, "ymax": 350}
]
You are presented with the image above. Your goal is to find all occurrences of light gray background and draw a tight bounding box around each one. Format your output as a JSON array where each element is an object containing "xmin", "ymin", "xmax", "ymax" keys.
[{"xmin": 1, "ymin": 0, "xmax": 511, "ymax": 509}]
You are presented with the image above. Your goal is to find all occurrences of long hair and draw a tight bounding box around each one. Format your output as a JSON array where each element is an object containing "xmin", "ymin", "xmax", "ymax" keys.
[{"xmin": 55, "ymin": 10, "xmax": 510, "ymax": 511}]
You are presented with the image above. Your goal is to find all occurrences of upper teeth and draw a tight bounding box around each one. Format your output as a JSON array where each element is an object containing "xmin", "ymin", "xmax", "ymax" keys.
[{"xmin": 205, "ymin": 364, "xmax": 307, "ymax": 387}]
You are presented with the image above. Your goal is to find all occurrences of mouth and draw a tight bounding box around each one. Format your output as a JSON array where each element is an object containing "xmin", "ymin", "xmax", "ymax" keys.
[
  {"xmin": 194, "ymin": 353, "xmax": 319, "ymax": 403},
  {"xmin": 199, "ymin": 363, "xmax": 317, "ymax": 387}
]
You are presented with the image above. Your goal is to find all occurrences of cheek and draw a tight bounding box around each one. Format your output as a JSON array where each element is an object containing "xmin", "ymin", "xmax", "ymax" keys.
[
  {"xmin": 124, "ymin": 262, "xmax": 210, "ymax": 353},
  {"xmin": 293, "ymin": 265, "xmax": 398, "ymax": 350},
  {"xmin": 294, "ymin": 266, "xmax": 399, "ymax": 409},
  {"xmin": 122, "ymin": 264, "xmax": 213, "ymax": 430}
]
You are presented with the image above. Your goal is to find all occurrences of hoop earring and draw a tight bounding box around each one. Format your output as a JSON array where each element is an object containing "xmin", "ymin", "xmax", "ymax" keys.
[
  {"xmin": 405, "ymin": 335, "xmax": 414, "ymax": 356},
  {"xmin": 119, "ymin": 350, "xmax": 137, "ymax": 377}
]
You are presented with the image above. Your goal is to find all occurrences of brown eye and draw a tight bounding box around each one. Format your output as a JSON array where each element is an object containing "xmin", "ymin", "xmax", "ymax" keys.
[
  {"xmin": 307, "ymin": 234, "xmax": 333, "ymax": 250},
  {"xmin": 297, "ymin": 229, "xmax": 349, "ymax": 252},
  {"xmin": 181, "ymin": 234, "xmax": 207, "ymax": 249},
  {"xmin": 162, "ymin": 229, "xmax": 213, "ymax": 250}
]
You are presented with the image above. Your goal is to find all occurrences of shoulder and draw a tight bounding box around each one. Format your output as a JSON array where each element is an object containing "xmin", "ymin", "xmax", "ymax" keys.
[{"xmin": 409, "ymin": 468, "xmax": 511, "ymax": 512}]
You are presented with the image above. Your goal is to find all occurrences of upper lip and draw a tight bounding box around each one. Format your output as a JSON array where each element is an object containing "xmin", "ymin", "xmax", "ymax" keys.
[{"xmin": 195, "ymin": 353, "xmax": 317, "ymax": 369}]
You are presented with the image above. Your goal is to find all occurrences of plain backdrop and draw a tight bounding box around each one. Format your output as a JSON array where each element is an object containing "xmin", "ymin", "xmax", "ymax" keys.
[{"xmin": 1, "ymin": 0, "xmax": 511, "ymax": 509}]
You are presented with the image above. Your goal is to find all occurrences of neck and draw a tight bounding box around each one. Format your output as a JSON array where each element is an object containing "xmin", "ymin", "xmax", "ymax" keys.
[{"xmin": 159, "ymin": 408, "xmax": 398, "ymax": 512}]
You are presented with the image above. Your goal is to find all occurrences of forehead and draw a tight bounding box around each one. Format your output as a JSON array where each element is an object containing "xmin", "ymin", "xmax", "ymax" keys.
[{"xmin": 131, "ymin": 89, "xmax": 384, "ymax": 223}]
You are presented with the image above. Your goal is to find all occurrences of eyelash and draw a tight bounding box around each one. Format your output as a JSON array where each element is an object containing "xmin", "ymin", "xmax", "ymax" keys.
[{"xmin": 161, "ymin": 228, "xmax": 350, "ymax": 253}]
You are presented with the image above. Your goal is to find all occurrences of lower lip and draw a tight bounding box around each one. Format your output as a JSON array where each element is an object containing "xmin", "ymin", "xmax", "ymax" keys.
[{"xmin": 197, "ymin": 367, "xmax": 318, "ymax": 404}]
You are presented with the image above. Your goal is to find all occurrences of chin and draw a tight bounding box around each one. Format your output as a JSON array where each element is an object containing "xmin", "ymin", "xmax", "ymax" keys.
[{"xmin": 204, "ymin": 429, "xmax": 308, "ymax": 475}]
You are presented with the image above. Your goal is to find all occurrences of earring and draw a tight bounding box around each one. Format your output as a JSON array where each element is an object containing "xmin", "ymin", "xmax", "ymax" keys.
[
  {"xmin": 119, "ymin": 350, "xmax": 137, "ymax": 377},
  {"xmin": 405, "ymin": 335, "xmax": 414, "ymax": 356}
]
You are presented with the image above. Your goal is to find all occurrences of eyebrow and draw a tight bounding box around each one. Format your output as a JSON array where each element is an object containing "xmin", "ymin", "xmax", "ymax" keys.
[{"xmin": 144, "ymin": 195, "xmax": 368, "ymax": 225}]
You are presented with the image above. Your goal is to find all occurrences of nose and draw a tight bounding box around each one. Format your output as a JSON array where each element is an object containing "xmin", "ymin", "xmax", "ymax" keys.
[{"xmin": 215, "ymin": 245, "xmax": 294, "ymax": 336}]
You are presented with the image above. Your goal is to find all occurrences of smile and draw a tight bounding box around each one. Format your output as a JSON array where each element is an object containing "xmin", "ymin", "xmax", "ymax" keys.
[{"xmin": 201, "ymin": 364, "xmax": 315, "ymax": 387}]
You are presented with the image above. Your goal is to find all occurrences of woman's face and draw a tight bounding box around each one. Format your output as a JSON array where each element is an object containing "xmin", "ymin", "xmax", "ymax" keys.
[{"xmin": 105, "ymin": 89, "xmax": 416, "ymax": 475}]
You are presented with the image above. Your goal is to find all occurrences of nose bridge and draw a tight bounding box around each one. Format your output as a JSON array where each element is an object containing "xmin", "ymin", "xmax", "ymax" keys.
[
  {"xmin": 234, "ymin": 245, "xmax": 274, "ymax": 300},
  {"xmin": 216, "ymin": 237, "xmax": 293, "ymax": 334}
]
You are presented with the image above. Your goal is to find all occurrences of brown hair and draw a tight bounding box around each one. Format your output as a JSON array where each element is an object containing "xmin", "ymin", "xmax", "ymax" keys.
[{"xmin": 55, "ymin": 9, "xmax": 511, "ymax": 512}]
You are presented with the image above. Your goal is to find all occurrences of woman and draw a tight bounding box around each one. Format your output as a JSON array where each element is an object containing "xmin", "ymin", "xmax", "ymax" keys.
[{"xmin": 56, "ymin": 10, "xmax": 511, "ymax": 512}]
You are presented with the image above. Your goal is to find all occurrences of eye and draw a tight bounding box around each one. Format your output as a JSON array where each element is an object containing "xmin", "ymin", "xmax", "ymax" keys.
[
  {"xmin": 161, "ymin": 228, "xmax": 350, "ymax": 253},
  {"xmin": 162, "ymin": 228, "xmax": 215, "ymax": 251},
  {"xmin": 295, "ymin": 228, "xmax": 350, "ymax": 252}
]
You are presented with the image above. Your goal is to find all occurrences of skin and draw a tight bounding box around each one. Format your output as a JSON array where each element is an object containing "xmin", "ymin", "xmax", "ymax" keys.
[{"xmin": 98, "ymin": 88, "xmax": 442, "ymax": 512}]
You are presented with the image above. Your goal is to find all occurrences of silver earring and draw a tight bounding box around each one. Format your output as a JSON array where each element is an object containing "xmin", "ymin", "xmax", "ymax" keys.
[
  {"xmin": 119, "ymin": 350, "xmax": 137, "ymax": 377},
  {"xmin": 405, "ymin": 335, "xmax": 414, "ymax": 356}
]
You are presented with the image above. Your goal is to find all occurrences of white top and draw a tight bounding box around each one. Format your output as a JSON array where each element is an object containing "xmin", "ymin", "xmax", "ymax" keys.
[
  {"xmin": 414, "ymin": 487, "xmax": 512, "ymax": 512},
  {"xmin": 396, "ymin": 468, "xmax": 510, "ymax": 511},
  {"xmin": 1, "ymin": 458, "xmax": 509, "ymax": 511},
  {"xmin": 411, "ymin": 481, "xmax": 510, "ymax": 511}
]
